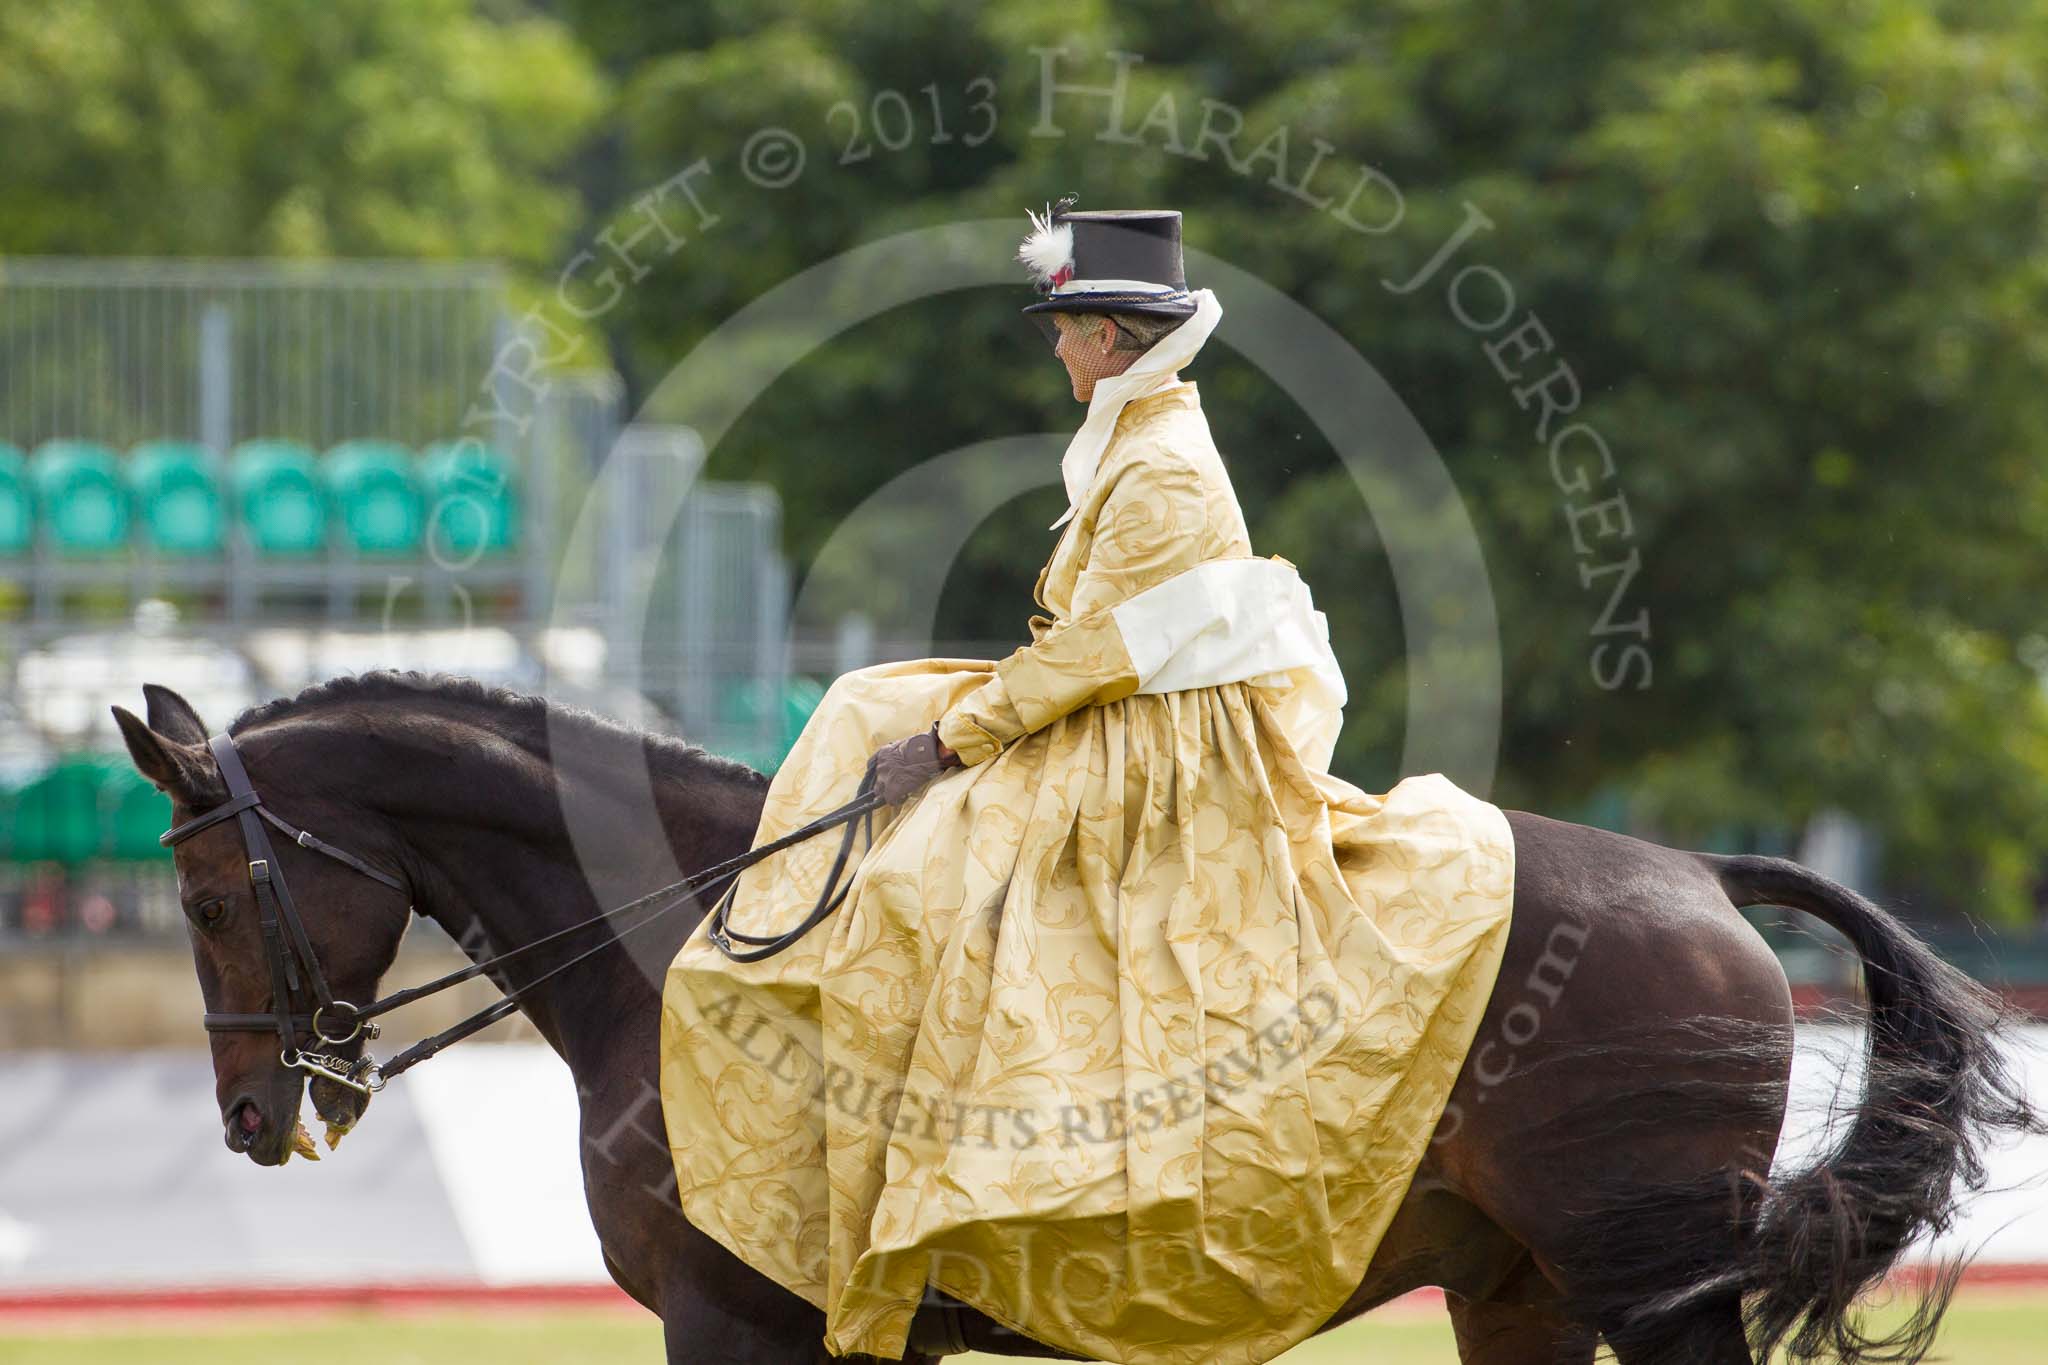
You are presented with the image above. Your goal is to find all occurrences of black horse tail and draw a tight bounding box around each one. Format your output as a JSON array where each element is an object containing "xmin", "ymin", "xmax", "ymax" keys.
[
  {"xmin": 1554, "ymin": 853, "xmax": 2040, "ymax": 1362},
  {"xmin": 1700, "ymin": 854, "xmax": 2039, "ymax": 1361}
]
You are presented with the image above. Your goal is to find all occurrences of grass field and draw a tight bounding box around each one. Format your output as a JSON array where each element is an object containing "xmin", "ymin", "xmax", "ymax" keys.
[{"xmin": 2, "ymin": 1292, "xmax": 2043, "ymax": 1364}]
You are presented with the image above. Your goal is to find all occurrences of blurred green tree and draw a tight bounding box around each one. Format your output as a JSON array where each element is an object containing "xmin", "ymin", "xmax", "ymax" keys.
[
  {"xmin": 0, "ymin": 0, "xmax": 605, "ymax": 263},
  {"xmin": 572, "ymin": 0, "xmax": 2048, "ymax": 923},
  {"xmin": 6, "ymin": 0, "xmax": 2040, "ymax": 924}
]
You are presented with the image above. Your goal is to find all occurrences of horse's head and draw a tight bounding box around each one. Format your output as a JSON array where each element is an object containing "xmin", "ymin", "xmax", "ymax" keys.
[{"xmin": 114, "ymin": 685, "xmax": 414, "ymax": 1166}]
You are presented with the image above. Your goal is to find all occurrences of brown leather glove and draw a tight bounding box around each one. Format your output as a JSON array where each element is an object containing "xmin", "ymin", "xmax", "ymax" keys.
[{"xmin": 869, "ymin": 725, "xmax": 961, "ymax": 806}]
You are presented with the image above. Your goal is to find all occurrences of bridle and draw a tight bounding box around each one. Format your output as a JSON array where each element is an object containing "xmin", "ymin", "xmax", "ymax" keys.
[
  {"xmin": 162, "ymin": 731, "xmax": 883, "ymax": 1099},
  {"xmin": 164, "ymin": 732, "xmax": 884, "ymax": 1096},
  {"xmin": 162, "ymin": 734, "xmax": 410, "ymax": 1096}
]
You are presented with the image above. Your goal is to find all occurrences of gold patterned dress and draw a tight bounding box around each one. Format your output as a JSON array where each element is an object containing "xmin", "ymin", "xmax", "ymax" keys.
[{"xmin": 660, "ymin": 377, "xmax": 1515, "ymax": 1364}]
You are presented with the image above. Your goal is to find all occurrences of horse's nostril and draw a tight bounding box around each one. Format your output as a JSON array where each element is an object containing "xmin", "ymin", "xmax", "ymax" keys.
[{"xmin": 223, "ymin": 1098, "xmax": 262, "ymax": 1152}]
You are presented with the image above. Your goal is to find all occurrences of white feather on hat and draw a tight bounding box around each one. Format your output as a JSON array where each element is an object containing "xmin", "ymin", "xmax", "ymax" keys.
[{"xmin": 1017, "ymin": 202, "xmax": 1075, "ymax": 288}]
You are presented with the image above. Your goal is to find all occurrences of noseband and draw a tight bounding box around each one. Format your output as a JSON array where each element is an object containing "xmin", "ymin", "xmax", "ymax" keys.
[{"xmin": 161, "ymin": 730, "xmax": 885, "ymax": 1098}]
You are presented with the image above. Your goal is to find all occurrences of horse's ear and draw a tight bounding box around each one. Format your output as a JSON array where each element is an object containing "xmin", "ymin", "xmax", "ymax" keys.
[
  {"xmin": 113, "ymin": 705, "xmax": 222, "ymax": 804},
  {"xmin": 142, "ymin": 684, "xmax": 210, "ymax": 746}
]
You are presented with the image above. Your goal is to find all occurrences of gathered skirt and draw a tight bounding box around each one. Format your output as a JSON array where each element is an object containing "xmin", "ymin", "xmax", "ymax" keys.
[{"xmin": 660, "ymin": 659, "xmax": 1514, "ymax": 1364}]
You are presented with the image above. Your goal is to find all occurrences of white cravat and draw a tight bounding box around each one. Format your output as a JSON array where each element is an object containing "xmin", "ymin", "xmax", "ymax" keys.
[{"xmin": 1051, "ymin": 287, "xmax": 1223, "ymax": 529}]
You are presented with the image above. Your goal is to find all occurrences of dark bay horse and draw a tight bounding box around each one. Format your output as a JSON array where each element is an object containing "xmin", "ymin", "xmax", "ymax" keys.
[{"xmin": 114, "ymin": 673, "xmax": 2037, "ymax": 1364}]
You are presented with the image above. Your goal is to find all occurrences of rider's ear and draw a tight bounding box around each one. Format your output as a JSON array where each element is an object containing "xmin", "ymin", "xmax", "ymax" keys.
[
  {"xmin": 113, "ymin": 706, "xmax": 223, "ymax": 804},
  {"xmin": 142, "ymin": 684, "xmax": 209, "ymax": 747}
]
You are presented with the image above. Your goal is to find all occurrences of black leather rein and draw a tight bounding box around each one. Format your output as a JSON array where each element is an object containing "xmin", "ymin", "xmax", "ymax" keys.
[{"xmin": 162, "ymin": 731, "xmax": 882, "ymax": 1095}]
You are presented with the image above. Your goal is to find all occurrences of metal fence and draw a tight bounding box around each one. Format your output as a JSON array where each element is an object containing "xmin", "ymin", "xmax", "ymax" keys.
[
  {"xmin": 598, "ymin": 425, "xmax": 794, "ymax": 767},
  {"xmin": 0, "ymin": 258, "xmax": 892, "ymax": 942},
  {"xmin": 0, "ymin": 257, "xmax": 561, "ymax": 629},
  {"xmin": 0, "ymin": 257, "xmax": 513, "ymax": 452}
]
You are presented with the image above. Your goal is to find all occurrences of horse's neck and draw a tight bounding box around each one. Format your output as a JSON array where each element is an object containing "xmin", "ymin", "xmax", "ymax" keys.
[{"xmin": 399, "ymin": 730, "xmax": 766, "ymax": 1079}]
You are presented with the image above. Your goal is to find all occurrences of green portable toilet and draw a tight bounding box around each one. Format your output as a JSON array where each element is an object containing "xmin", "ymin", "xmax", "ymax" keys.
[
  {"xmin": 107, "ymin": 768, "xmax": 174, "ymax": 860},
  {"xmin": 713, "ymin": 677, "xmax": 775, "ymax": 770},
  {"xmin": 127, "ymin": 441, "xmax": 225, "ymax": 555},
  {"xmin": 781, "ymin": 676, "xmax": 825, "ymax": 758},
  {"xmin": 0, "ymin": 773, "xmax": 20, "ymax": 861},
  {"xmin": 230, "ymin": 440, "xmax": 326, "ymax": 554},
  {"xmin": 420, "ymin": 440, "xmax": 517, "ymax": 556},
  {"xmin": 324, "ymin": 440, "xmax": 423, "ymax": 555},
  {"xmin": 10, "ymin": 758, "xmax": 112, "ymax": 864},
  {"xmin": 30, "ymin": 440, "xmax": 128, "ymax": 554},
  {"xmin": 0, "ymin": 443, "xmax": 31, "ymax": 555},
  {"xmin": 708, "ymin": 676, "xmax": 826, "ymax": 772}
]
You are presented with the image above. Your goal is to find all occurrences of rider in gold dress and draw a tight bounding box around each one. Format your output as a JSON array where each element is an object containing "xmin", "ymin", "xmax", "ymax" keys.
[{"xmin": 660, "ymin": 199, "xmax": 1516, "ymax": 1364}]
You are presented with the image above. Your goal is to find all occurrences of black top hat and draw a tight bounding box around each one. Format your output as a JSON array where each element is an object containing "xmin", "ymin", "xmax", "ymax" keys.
[{"xmin": 1017, "ymin": 196, "xmax": 1197, "ymax": 335}]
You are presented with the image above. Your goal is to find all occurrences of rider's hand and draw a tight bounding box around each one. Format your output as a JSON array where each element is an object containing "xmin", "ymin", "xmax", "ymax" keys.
[{"xmin": 869, "ymin": 726, "xmax": 961, "ymax": 805}]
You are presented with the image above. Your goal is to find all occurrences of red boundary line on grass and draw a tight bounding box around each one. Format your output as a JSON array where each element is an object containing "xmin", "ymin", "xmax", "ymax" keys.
[
  {"xmin": 0, "ymin": 1281, "xmax": 641, "ymax": 1318},
  {"xmin": 3, "ymin": 1266, "xmax": 2046, "ymax": 1321}
]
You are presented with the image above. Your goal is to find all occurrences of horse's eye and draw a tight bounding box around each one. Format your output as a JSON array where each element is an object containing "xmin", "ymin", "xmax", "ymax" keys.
[{"xmin": 194, "ymin": 898, "xmax": 229, "ymax": 927}]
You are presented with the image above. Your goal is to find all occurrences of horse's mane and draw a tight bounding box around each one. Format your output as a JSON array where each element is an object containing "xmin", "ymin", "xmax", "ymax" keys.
[{"xmin": 231, "ymin": 669, "xmax": 771, "ymax": 793}]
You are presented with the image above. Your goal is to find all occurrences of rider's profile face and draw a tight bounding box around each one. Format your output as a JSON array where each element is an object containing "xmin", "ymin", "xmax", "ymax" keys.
[{"xmin": 1051, "ymin": 312, "xmax": 1125, "ymax": 403}]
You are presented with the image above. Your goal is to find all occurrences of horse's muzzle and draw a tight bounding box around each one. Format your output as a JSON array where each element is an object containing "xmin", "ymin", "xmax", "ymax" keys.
[{"xmin": 222, "ymin": 1093, "xmax": 292, "ymax": 1165}]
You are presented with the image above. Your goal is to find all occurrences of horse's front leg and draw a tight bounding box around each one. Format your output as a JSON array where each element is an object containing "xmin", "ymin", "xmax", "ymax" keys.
[
  {"xmin": 656, "ymin": 1280, "xmax": 827, "ymax": 1362},
  {"xmin": 572, "ymin": 1069, "xmax": 812, "ymax": 1359},
  {"xmin": 1445, "ymin": 1290, "xmax": 1594, "ymax": 1365},
  {"xmin": 658, "ymin": 1301, "xmax": 942, "ymax": 1365}
]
